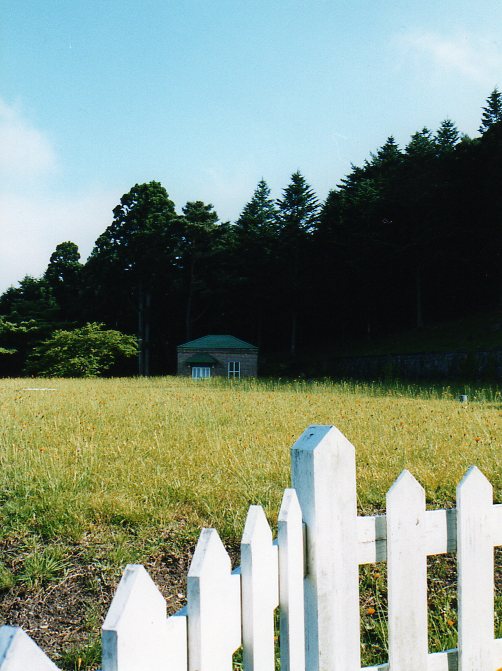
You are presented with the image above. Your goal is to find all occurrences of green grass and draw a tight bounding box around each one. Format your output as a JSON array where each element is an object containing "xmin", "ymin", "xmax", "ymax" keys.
[
  {"xmin": 0, "ymin": 376, "xmax": 500, "ymax": 669},
  {"xmin": 330, "ymin": 309, "xmax": 502, "ymax": 356}
]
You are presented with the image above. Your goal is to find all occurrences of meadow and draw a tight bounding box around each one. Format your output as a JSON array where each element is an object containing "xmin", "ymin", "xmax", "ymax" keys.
[{"xmin": 0, "ymin": 376, "xmax": 500, "ymax": 669}]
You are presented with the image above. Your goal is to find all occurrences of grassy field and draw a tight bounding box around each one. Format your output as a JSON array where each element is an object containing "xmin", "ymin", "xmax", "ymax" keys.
[{"xmin": 0, "ymin": 376, "xmax": 500, "ymax": 668}]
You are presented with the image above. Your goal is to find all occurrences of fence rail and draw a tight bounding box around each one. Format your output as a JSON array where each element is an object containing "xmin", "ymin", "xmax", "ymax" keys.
[{"xmin": 0, "ymin": 425, "xmax": 500, "ymax": 671}]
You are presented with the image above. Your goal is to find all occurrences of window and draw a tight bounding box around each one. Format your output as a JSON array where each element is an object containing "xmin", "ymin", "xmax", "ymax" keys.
[
  {"xmin": 192, "ymin": 366, "xmax": 211, "ymax": 379},
  {"xmin": 228, "ymin": 361, "xmax": 240, "ymax": 379}
]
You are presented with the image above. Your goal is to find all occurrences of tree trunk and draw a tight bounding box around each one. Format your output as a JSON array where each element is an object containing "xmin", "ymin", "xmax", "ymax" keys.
[
  {"xmin": 415, "ymin": 266, "xmax": 424, "ymax": 329},
  {"xmin": 137, "ymin": 286, "xmax": 151, "ymax": 376},
  {"xmin": 290, "ymin": 310, "xmax": 297, "ymax": 356},
  {"xmin": 138, "ymin": 286, "xmax": 145, "ymax": 375},
  {"xmin": 185, "ymin": 259, "xmax": 195, "ymax": 341},
  {"xmin": 144, "ymin": 291, "xmax": 151, "ymax": 376}
]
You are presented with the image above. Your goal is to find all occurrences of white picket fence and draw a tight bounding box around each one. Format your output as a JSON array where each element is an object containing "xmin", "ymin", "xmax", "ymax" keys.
[{"xmin": 0, "ymin": 424, "xmax": 501, "ymax": 671}]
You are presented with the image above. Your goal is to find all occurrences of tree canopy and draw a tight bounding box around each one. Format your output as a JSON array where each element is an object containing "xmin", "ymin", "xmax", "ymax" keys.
[{"xmin": 1, "ymin": 89, "xmax": 500, "ymax": 376}]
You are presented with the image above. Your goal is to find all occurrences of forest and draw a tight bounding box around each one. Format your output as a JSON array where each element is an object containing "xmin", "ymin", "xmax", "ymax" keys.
[{"xmin": 1, "ymin": 90, "xmax": 501, "ymax": 376}]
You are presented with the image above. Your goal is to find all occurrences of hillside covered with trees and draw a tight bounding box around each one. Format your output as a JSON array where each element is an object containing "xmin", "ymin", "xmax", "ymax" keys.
[{"xmin": 1, "ymin": 90, "xmax": 501, "ymax": 376}]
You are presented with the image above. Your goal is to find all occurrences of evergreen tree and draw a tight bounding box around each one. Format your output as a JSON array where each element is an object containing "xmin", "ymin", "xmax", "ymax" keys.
[
  {"xmin": 276, "ymin": 172, "xmax": 319, "ymax": 354},
  {"xmin": 236, "ymin": 179, "xmax": 277, "ymax": 235},
  {"xmin": 44, "ymin": 241, "xmax": 83, "ymax": 319},
  {"xmin": 370, "ymin": 136, "xmax": 402, "ymax": 169},
  {"xmin": 405, "ymin": 127, "xmax": 436, "ymax": 159},
  {"xmin": 435, "ymin": 119, "xmax": 460, "ymax": 152},
  {"xmin": 276, "ymin": 171, "xmax": 320, "ymax": 234},
  {"xmin": 86, "ymin": 181, "xmax": 178, "ymax": 374},
  {"xmin": 479, "ymin": 88, "xmax": 502, "ymax": 134},
  {"xmin": 0, "ymin": 276, "xmax": 61, "ymax": 375},
  {"xmin": 179, "ymin": 201, "xmax": 220, "ymax": 340},
  {"xmin": 233, "ymin": 180, "xmax": 278, "ymax": 345}
]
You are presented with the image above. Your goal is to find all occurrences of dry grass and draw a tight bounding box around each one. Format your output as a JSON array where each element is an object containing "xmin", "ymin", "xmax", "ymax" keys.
[
  {"xmin": 0, "ymin": 377, "xmax": 499, "ymax": 540},
  {"xmin": 0, "ymin": 376, "xmax": 500, "ymax": 668}
]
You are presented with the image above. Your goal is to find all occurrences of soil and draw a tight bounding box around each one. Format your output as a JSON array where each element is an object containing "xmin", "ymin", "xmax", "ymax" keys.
[
  {"xmin": 0, "ymin": 539, "xmax": 500, "ymax": 669},
  {"xmin": 0, "ymin": 531, "xmax": 240, "ymax": 669}
]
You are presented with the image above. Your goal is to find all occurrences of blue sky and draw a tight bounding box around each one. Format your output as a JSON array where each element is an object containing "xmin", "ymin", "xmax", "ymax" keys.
[{"xmin": 1, "ymin": 0, "xmax": 501, "ymax": 292}]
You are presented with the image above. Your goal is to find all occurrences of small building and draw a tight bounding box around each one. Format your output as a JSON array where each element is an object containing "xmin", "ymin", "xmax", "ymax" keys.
[{"xmin": 177, "ymin": 335, "xmax": 258, "ymax": 379}]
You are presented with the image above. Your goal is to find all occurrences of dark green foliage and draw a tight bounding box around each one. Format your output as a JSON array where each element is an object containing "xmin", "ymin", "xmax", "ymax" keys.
[
  {"xmin": 0, "ymin": 277, "xmax": 62, "ymax": 375},
  {"xmin": 86, "ymin": 182, "xmax": 179, "ymax": 374},
  {"xmin": 232, "ymin": 180, "xmax": 279, "ymax": 346},
  {"xmin": 276, "ymin": 172, "xmax": 319, "ymax": 354},
  {"xmin": 236, "ymin": 179, "xmax": 277, "ymax": 235},
  {"xmin": 276, "ymin": 170, "xmax": 319, "ymax": 234},
  {"xmin": 24, "ymin": 323, "xmax": 138, "ymax": 377},
  {"xmin": 44, "ymin": 241, "xmax": 83, "ymax": 320},
  {"xmin": 1, "ymin": 90, "xmax": 501, "ymax": 373},
  {"xmin": 479, "ymin": 88, "xmax": 502, "ymax": 134},
  {"xmin": 435, "ymin": 119, "xmax": 460, "ymax": 152}
]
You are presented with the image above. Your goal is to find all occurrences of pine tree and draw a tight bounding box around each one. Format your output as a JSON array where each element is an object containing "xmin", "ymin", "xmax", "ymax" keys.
[
  {"xmin": 435, "ymin": 119, "xmax": 460, "ymax": 152},
  {"xmin": 276, "ymin": 171, "xmax": 319, "ymax": 234},
  {"xmin": 370, "ymin": 136, "xmax": 402, "ymax": 168},
  {"xmin": 45, "ymin": 241, "xmax": 83, "ymax": 319},
  {"xmin": 233, "ymin": 180, "xmax": 278, "ymax": 344},
  {"xmin": 236, "ymin": 179, "xmax": 277, "ymax": 235},
  {"xmin": 479, "ymin": 88, "xmax": 502, "ymax": 134},
  {"xmin": 405, "ymin": 127, "xmax": 436, "ymax": 158},
  {"xmin": 179, "ymin": 201, "xmax": 220, "ymax": 340},
  {"xmin": 276, "ymin": 172, "xmax": 319, "ymax": 354}
]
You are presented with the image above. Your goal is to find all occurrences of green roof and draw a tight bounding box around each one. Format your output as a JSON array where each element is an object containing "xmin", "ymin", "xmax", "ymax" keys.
[
  {"xmin": 178, "ymin": 335, "xmax": 257, "ymax": 350},
  {"xmin": 183, "ymin": 353, "xmax": 220, "ymax": 365}
]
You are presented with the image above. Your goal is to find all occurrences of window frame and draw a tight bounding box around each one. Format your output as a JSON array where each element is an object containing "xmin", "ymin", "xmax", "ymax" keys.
[
  {"xmin": 227, "ymin": 361, "xmax": 241, "ymax": 379},
  {"xmin": 192, "ymin": 366, "xmax": 211, "ymax": 379}
]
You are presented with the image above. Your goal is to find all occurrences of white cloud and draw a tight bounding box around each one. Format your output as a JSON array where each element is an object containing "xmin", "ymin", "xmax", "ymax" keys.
[
  {"xmin": 397, "ymin": 31, "xmax": 502, "ymax": 87},
  {"xmin": 0, "ymin": 189, "xmax": 117, "ymax": 294},
  {"xmin": 0, "ymin": 96, "xmax": 120, "ymax": 294},
  {"xmin": 0, "ymin": 98, "xmax": 58, "ymax": 178}
]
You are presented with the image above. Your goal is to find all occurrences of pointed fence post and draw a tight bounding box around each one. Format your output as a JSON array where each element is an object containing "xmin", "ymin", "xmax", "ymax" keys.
[
  {"xmin": 0, "ymin": 627, "xmax": 60, "ymax": 671},
  {"xmin": 386, "ymin": 470, "xmax": 428, "ymax": 668},
  {"xmin": 102, "ymin": 564, "xmax": 186, "ymax": 671},
  {"xmin": 291, "ymin": 425, "xmax": 360, "ymax": 671},
  {"xmin": 187, "ymin": 528, "xmax": 241, "ymax": 671},
  {"xmin": 457, "ymin": 467, "xmax": 494, "ymax": 671},
  {"xmin": 241, "ymin": 505, "xmax": 279, "ymax": 671},
  {"xmin": 278, "ymin": 488, "xmax": 305, "ymax": 671}
]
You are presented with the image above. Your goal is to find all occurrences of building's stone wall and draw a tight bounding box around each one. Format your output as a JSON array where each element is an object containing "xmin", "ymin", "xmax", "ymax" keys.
[
  {"xmin": 177, "ymin": 348, "xmax": 258, "ymax": 377},
  {"xmin": 329, "ymin": 349, "xmax": 502, "ymax": 381}
]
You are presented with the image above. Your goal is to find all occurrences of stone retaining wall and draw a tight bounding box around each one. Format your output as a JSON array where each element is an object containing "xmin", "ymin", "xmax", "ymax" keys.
[{"xmin": 330, "ymin": 349, "xmax": 502, "ymax": 381}]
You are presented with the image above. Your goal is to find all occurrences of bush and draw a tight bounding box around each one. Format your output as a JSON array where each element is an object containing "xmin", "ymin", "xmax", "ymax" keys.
[{"xmin": 24, "ymin": 323, "xmax": 138, "ymax": 377}]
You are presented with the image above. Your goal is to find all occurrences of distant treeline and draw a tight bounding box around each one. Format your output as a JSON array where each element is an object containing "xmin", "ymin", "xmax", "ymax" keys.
[{"xmin": 1, "ymin": 90, "xmax": 501, "ymax": 375}]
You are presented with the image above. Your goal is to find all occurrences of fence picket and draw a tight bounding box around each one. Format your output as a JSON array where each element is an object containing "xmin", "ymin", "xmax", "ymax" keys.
[
  {"xmin": 0, "ymin": 627, "xmax": 60, "ymax": 671},
  {"xmin": 291, "ymin": 425, "xmax": 360, "ymax": 671},
  {"xmin": 241, "ymin": 505, "xmax": 279, "ymax": 671},
  {"xmin": 102, "ymin": 563, "xmax": 177, "ymax": 671},
  {"xmin": 187, "ymin": 528, "xmax": 241, "ymax": 671},
  {"xmin": 0, "ymin": 425, "xmax": 500, "ymax": 671},
  {"xmin": 387, "ymin": 470, "xmax": 428, "ymax": 669},
  {"xmin": 278, "ymin": 488, "xmax": 305, "ymax": 671},
  {"xmin": 457, "ymin": 467, "xmax": 494, "ymax": 671}
]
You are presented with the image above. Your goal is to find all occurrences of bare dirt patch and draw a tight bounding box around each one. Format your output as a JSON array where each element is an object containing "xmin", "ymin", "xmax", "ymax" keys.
[{"xmin": 0, "ymin": 530, "xmax": 233, "ymax": 669}]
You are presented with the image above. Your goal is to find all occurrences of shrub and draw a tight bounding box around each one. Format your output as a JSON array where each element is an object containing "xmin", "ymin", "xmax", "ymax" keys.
[{"xmin": 24, "ymin": 322, "xmax": 138, "ymax": 377}]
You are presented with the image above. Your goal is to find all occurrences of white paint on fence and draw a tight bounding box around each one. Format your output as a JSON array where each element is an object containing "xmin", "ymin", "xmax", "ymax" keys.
[
  {"xmin": 278, "ymin": 488, "xmax": 305, "ymax": 671},
  {"xmin": 102, "ymin": 563, "xmax": 187, "ymax": 671},
  {"xmin": 291, "ymin": 425, "xmax": 360, "ymax": 671},
  {"xmin": 187, "ymin": 528, "xmax": 241, "ymax": 671},
  {"xmin": 386, "ymin": 470, "xmax": 428, "ymax": 668},
  {"xmin": 457, "ymin": 466, "xmax": 494, "ymax": 671},
  {"xmin": 241, "ymin": 505, "xmax": 279, "ymax": 671},
  {"xmin": 0, "ymin": 627, "xmax": 59, "ymax": 671},
  {"xmin": 0, "ymin": 424, "xmax": 501, "ymax": 671}
]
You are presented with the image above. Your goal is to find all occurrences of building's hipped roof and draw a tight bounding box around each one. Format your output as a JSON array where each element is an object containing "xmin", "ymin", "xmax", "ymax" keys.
[
  {"xmin": 183, "ymin": 353, "xmax": 220, "ymax": 365},
  {"xmin": 178, "ymin": 335, "xmax": 257, "ymax": 350}
]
